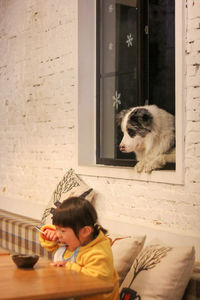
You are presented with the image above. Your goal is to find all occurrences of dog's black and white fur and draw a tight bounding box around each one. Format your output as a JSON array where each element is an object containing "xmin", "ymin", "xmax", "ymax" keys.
[{"xmin": 116, "ymin": 105, "xmax": 175, "ymax": 173}]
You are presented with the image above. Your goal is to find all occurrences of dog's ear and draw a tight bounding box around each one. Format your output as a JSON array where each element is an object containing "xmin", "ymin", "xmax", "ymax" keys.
[
  {"xmin": 116, "ymin": 109, "xmax": 129, "ymax": 126},
  {"xmin": 130, "ymin": 108, "xmax": 153, "ymax": 128}
]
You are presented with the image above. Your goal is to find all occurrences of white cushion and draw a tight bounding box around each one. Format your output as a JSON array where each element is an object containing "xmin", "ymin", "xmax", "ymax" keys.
[
  {"xmin": 120, "ymin": 240, "xmax": 195, "ymax": 300},
  {"xmin": 41, "ymin": 168, "xmax": 94, "ymax": 225},
  {"xmin": 107, "ymin": 233, "xmax": 146, "ymax": 285}
]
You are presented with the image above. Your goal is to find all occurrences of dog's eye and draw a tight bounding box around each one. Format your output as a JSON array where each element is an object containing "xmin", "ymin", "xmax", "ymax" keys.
[{"xmin": 127, "ymin": 128, "xmax": 136, "ymax": 137}]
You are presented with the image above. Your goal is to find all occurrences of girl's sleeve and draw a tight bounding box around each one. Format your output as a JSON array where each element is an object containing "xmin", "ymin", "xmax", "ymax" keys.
[
  {"xmin": 39, "ymin": 224, "xmax": 59, "ymax": 252},
  {"xmin": 65, "ymin": 249, "xmax": 113, "ymax": 281}
]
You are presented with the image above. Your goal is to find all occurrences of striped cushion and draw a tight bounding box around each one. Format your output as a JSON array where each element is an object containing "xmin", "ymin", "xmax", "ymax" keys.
[{"xmin": 0, "ymin": 209, "xmax": 52, "ymax": 259}]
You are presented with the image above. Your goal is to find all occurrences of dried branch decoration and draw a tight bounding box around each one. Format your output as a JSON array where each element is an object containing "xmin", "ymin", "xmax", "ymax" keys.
[{"xmin": 128, "ymin": 244, "xmax": 172, "ymax": 287}]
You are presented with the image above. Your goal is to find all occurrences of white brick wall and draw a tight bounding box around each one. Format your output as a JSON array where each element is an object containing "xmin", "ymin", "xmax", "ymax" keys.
[
  {"xmin": 0, "ymin": 0, "xmax": 200, "ymax": 237},
  {"xmin": 0, "ymin": 0, "xmax": 77, "ymax": 205}
]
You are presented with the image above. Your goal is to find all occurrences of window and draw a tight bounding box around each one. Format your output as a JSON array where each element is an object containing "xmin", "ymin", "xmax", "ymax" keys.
[
  {"xmin": 77, "ymin": 0, "xmax": 184, "ymax": 184},
  {"xmin": 96, "ymin": 0, "xmax": 175, "ymax": 169}
]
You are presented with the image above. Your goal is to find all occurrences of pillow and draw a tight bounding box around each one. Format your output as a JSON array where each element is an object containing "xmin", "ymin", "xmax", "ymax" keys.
[
  {"xmin": 107, "ymin": 233, "xmax": 146, "ymax": 285},
  {"xmin": 41, "ymin": 168, "xmax": 94, "ymax": 225},
  {"xmin": 120, "ymin": 240, "xmax": 195, "ymax": 300}
]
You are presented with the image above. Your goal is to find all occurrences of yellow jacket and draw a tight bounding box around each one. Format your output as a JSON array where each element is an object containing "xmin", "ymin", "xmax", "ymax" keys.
[{"xmin": 39, "ymin": 225, "xmax": 119, "ymax": 300}]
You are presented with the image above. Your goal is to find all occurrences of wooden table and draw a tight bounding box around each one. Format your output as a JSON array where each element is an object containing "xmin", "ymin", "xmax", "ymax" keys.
[
  {"xmin": 0, "ymin": 255, "xmax": 114, "ymax": 300},
  {"xmin": 0, "ymin": 247, "xmax": 10, "ymax": 256}
]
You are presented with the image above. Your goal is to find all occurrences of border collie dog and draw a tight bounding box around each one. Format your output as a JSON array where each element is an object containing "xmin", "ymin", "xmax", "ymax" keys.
[{"xmin": 116, "ymin": 105, "xmax": 175, "ymax": 173}]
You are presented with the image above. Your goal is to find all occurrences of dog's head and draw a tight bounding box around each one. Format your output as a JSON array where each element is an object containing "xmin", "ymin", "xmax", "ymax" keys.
[{"xmin": 116, "ymin": 107, "xmax": 153, "ymax": 154}]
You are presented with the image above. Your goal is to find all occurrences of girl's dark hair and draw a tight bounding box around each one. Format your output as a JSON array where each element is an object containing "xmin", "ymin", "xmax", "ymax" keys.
[{"xmin": 52, "ymin": 197, "xmax": 107, "ymax": 238}]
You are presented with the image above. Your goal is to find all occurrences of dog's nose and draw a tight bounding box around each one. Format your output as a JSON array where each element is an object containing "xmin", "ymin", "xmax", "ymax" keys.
[{"xmin": 119, "ymin": 145, "xmax": 125, "ymax": 151}]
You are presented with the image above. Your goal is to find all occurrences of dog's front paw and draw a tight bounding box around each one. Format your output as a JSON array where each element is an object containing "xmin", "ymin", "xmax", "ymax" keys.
[
  {"xmin": 144, "ymin": 156, "xmax": 167, "ymax": 173},
  {"xmin": 135, "ymin": 160, "xmax": 157, "ymax": 173},
  {"xmin": 143, "ymin": 163, "xmax": 155, "ymax": 173},
  {"xmin": 135, "ymin": 160, "xmax": 147, "ymax": 173}
]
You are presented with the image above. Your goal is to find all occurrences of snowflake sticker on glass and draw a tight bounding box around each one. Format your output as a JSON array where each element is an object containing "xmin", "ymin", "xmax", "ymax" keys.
[
  {"xmin": 126, "ymin": 33, "xmax": 134, "ymax": 47},
  {"xmin": 108, "ymin": 42, "xmax": 113, "ymax": 51},
  {"xmin": 108, "ymin": 4, "xmax": 114, "ymax": 13},
  {"xmin": 112, "ymin": 91, "xmax": 121, "ymax": 110}
]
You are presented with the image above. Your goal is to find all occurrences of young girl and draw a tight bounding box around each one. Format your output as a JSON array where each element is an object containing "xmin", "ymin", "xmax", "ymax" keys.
[{"xmin": 39, "ymin": 196, "xmax": 119, "ymax": 300}]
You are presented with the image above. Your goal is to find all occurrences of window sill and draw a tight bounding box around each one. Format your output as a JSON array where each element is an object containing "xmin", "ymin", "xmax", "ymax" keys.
[{"xmin": 75, "ymin": 163, "xmax": 184, "ymax": 185}]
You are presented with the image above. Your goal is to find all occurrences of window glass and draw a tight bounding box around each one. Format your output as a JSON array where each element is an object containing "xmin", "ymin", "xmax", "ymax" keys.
[
  {"xmin": 149, "ymin": 0, "xmax": 175, "ymax": 115},
  {"xmin": 96, "ymin": 0, "xmax": 175, "ymax": 168}
]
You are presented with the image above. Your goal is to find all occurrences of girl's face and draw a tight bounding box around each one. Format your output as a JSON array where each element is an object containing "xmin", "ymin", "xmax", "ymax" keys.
[{"xmin": 55, "ymin": 226, "xmax": 81, "ymax": 251}]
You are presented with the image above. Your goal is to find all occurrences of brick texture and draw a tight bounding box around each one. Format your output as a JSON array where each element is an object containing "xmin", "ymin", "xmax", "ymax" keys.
[{"xmin": 0, "ymin": 1, "xmax": 200, "ymax": 237}]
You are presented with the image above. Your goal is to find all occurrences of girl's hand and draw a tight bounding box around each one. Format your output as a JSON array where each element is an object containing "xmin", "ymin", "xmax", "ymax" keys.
[
  {"xmin": 43, "ymin": 228, "xmax": 58, "ymax": 241},
  {"xmin": 51, "ymin": 260, "xmax": 66, "ymax": 267}
]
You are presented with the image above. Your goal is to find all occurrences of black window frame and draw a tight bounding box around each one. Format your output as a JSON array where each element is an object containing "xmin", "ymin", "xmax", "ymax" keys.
[{"xmin": 96, "ymin": 0, "xmax": 175, "ymax": 170}]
